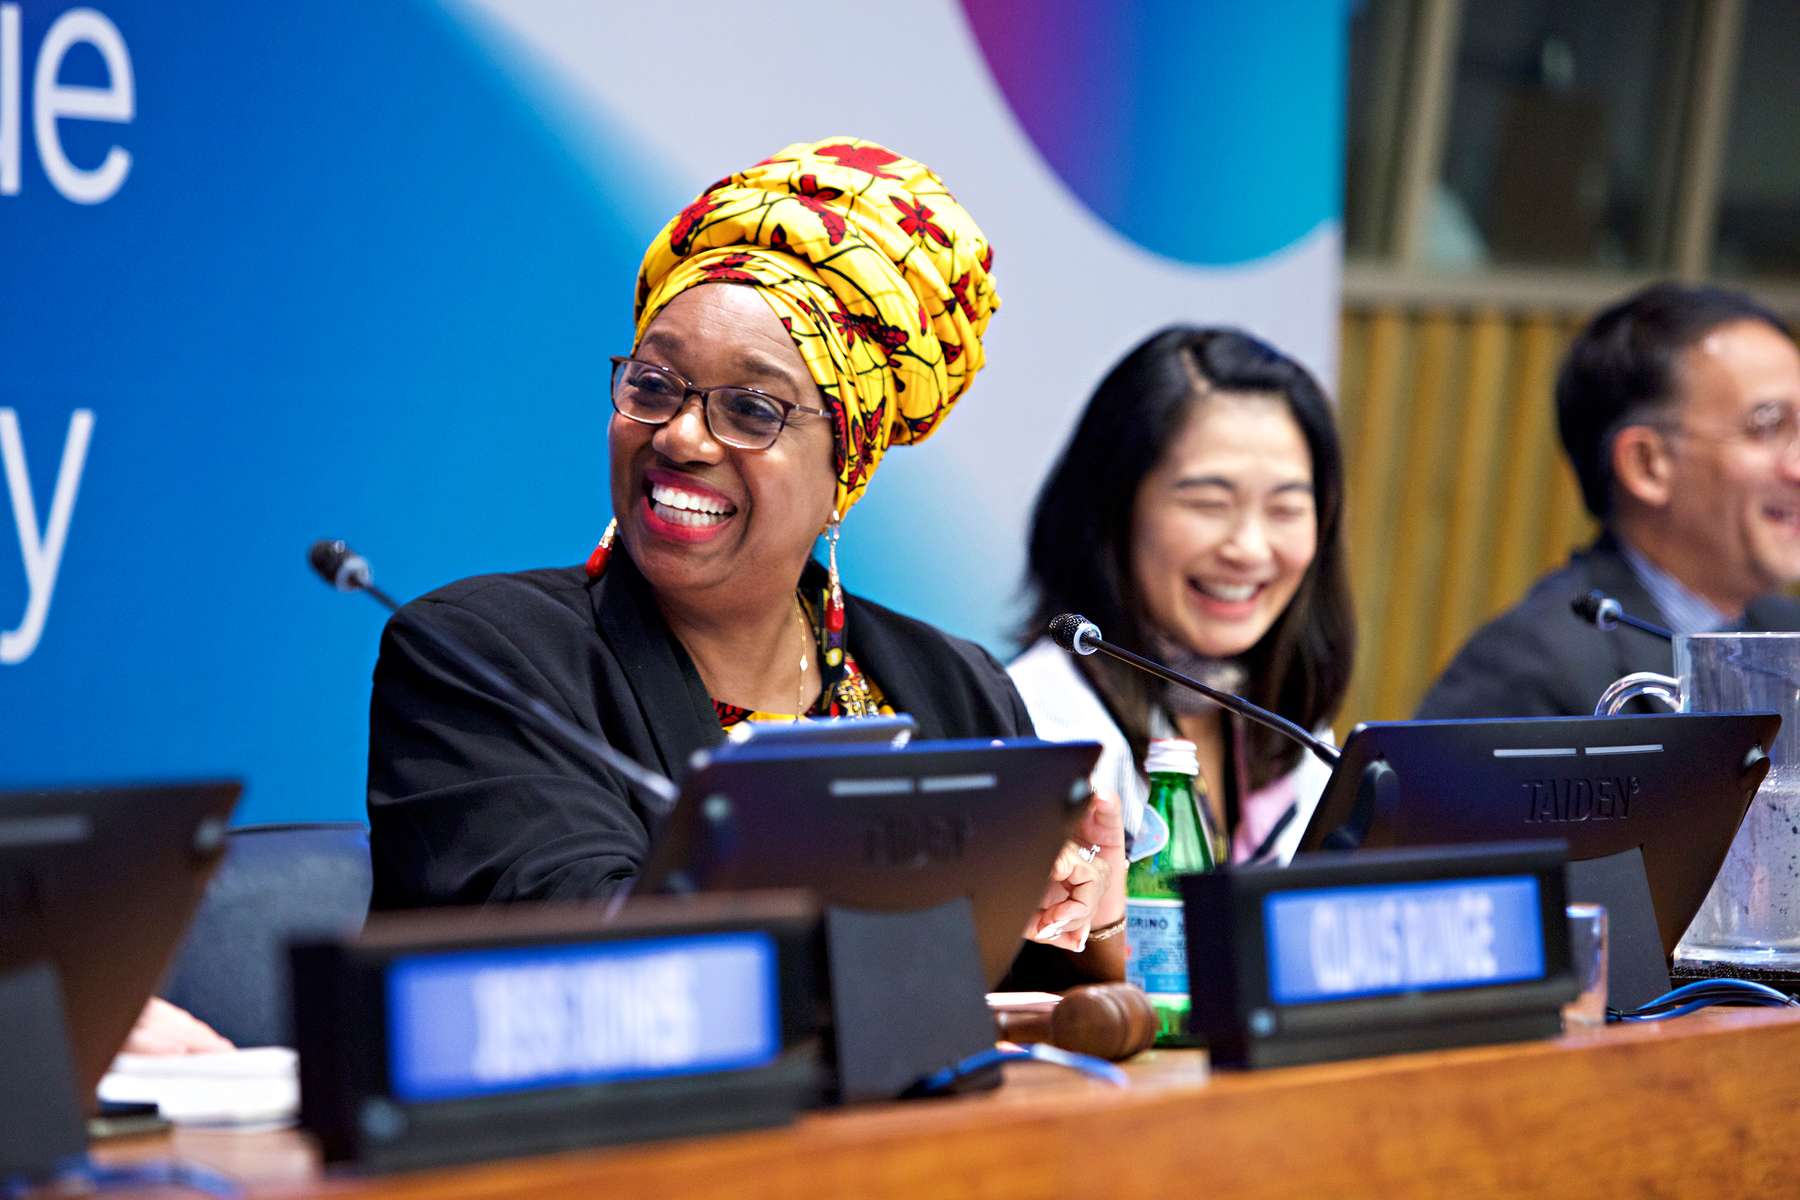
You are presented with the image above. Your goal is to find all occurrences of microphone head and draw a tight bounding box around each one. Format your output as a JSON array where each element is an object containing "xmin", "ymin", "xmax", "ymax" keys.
[
  {"xmin": 1048, "ymin": 613, "xmax": 1101, "ymax": 656},
  {"xmin": 309, "ymin": 539, "xmax": 372, "ymax": 592},
  {"xmin": 1572, "ymin": 590, "xmax": 1620, "ymax": 631}
]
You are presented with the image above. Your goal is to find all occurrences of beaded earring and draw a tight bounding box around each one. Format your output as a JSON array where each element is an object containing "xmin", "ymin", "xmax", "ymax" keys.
[
  {"xmin": 583, "ymin": 518, "xmax": 618, "ymax": 580},
  {"xmin": 820, "ymin": 511, "xmax": 850, "ymax": 695},
  {"xmin": 824, "ymin": 511, "xmax": 845, "ymax": 633}
]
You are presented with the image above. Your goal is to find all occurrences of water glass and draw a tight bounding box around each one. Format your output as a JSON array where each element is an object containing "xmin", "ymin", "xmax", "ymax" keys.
[{"xmin": 1563, "ymin": 903, "xmax": 1608, "ymax": 1029}]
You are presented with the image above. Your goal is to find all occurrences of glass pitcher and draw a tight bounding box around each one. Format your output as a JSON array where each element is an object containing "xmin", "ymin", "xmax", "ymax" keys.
[{"xmin": 1597, "ymin": 632, "xmax": 1800, "ymax": 971}]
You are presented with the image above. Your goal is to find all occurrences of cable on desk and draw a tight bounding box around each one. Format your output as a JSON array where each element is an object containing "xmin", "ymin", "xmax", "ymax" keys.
[
  {"xmin": 4, "ymin": 1156, "xmax": 243, "ymax": 1198},
  {"xmin": 1607, "ymin": 978, "xmax": 1800, "ymax": 1023},
  {"xmin": 907, "ymin": 1042, "xmax": 1130, "ymax": 1096}
]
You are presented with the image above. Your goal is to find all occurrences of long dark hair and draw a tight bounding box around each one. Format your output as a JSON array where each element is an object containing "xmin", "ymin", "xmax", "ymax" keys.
[{"xmin": 1019, "ymin": 326, "xmax": 1355, "ymax": 790}]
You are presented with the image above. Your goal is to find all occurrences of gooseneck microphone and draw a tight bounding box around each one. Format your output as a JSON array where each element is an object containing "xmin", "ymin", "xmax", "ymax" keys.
[
  {"xmin": 310, "ymin": 538, "xmax": 375, "ymax": 595},
  {"xmin": 308, "ymin": 539, "xmax": 679, "ymax": 810},
  {"xmin": 1048, "ymin": 614, "xmax": 1340, "ymax": 768},
  {"xmin": 310, "ymin": 539, "xmax": 385, "ymax": 603},
  {"xmin": 1571, "ymin": 590, "xmax": 1674, "ymax": 642}
]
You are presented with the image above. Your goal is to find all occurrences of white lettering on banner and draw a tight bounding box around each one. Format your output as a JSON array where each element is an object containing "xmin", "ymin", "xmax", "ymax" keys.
[
  {"xmin": 1, "ymin": 4, "xmax": 17, "ymax": 195},
  {"xmin": 1, "ymin": 408, "xmax": 92, "ymax": 665},
  {"xmin": 1, "ymin": 4, "xmax": 134, "ymax": 204}
]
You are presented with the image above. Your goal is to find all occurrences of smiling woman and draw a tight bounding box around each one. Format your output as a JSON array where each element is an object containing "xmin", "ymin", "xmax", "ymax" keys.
[
  {"xmin": 609, "ymin": 287, "xmax": 838, "ymax": 700},
  {"xmin": 604, "ymin": 286, "xmax": 851, "ymax": 722},
  {"xmin": 364, "ymin": 137, "xmax": 1128, "ymax": 987},
  {"xmin": 1010, "ymin": 328, "xmax": 1356, "ymax": 867}
]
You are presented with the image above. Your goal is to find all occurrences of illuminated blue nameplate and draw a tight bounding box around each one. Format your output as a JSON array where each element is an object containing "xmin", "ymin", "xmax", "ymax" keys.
[
  {"xmin": 385, "ymin": 931, "xmax": 781, "ymax": 1103},
  {"xmin": 1180, "ymin": 843, "xmax": 1576, "ymax": 1069},
  {"xmin": 1263, "ymin": 876, "xmax": 1545, "ymax": 1005}
]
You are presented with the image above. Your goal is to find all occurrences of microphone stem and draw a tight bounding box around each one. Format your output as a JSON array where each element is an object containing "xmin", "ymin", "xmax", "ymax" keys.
[
  {"xmin": 1620, "ymin": 613, "xmax": 1675, "ymax": 642},
  {"xmin": 361, "ymin": 583, "xmax": 402, "ymax": 615},
  {"xmin": 1088, "ymin": 637, "xmax": 1340, "ymax": 767}
]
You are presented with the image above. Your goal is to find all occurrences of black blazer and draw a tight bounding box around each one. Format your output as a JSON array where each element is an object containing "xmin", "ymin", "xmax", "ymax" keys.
[
  {"xmin": 1416, "ymin": 534, "xmax": 1800, "ymax": 719},
  {"xmin": 366, "ymin": 550, "xmax": 1035, "ymax": 912}
]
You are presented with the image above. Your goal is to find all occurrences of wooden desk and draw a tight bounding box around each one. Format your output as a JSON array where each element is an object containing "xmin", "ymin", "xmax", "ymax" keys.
[{"xmin": 99, "ymin": 1008, "xmax": 1800, "ymax": 1198}]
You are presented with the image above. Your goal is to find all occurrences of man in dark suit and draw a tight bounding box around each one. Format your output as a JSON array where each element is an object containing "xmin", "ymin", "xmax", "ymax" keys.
[{"xmin": 1419, "ymin": 283, "xmax": 1800, "ymax": 718}]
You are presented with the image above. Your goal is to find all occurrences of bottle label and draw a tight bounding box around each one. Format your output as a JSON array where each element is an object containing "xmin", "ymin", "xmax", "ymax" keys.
[{"xmin": 1125, "ymin": 897, "xmax": 1188, "ymax": 999}]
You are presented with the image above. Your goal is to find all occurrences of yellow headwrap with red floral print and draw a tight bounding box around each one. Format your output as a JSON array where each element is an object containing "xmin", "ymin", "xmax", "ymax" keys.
[{"xmin": 634, "ymin": 137, "xmax": 1000, "ymax": 515}]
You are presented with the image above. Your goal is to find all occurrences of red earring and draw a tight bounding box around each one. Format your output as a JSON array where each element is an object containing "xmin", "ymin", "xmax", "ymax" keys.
[
  {"xmin": 824, "ymin": 511, "xmax": 845, "ymax": 636},
  {"xmin": 584, "ymin": 518, "xmax": 618, "ymax": 580}
]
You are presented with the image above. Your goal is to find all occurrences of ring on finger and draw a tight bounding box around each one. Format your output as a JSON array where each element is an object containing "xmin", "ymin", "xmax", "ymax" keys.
[{"xmin": 1077, "ymin": 842, "xmax": 1101, "ymax": 864}]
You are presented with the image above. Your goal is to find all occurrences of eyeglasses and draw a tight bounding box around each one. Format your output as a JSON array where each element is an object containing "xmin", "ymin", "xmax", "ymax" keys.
[
  {"xmin": 609, "ymin": 356, "xmax": 826, "ymax": 451},
  {"xmin": 1653, "ymin": 401, "xmax": 1800, "ymax": 460}
]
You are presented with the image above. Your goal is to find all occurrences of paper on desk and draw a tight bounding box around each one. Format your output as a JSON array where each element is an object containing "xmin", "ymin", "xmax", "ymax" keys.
[
  {"xmin": 99, "ymin": 1046, "xmax": 299, "ymax": 1128},
  {"xmin": 986, "ymin": 991, "xmax": 1062, "ymax": 1014}
]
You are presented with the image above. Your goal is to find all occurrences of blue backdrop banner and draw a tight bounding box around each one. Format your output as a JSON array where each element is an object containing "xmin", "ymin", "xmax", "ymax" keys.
[{"xmin": 2, "ymin": 1, "xmax": 1348, "ymax": 823}]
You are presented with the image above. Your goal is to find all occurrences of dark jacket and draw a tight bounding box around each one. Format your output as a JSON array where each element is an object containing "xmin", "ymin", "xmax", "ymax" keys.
[
  {"xmin": 366, "ymin": 550, "xmax": 1035, "ymax": 911},
  {"xmin": 1416, "ymin": 535, "xmax": 1800, "ymax": 719}
]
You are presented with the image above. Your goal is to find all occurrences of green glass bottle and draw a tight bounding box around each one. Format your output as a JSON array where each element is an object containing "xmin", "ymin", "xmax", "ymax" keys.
[{"xmin": 1125, "ymin": 739, "xmax": 1218, "ymax": 1046}]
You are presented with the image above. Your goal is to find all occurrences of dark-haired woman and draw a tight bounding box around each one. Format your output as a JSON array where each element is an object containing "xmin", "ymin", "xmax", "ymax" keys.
[{"xmin": 1009, "ymin": 327, "xmax": 1354, "ymax": 865}]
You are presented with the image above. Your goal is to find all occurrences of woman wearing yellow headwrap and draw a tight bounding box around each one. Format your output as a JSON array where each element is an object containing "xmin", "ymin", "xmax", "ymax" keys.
[{"xmin": 367, "ymin": 138, "xmax": 1126, "ymax": 983}]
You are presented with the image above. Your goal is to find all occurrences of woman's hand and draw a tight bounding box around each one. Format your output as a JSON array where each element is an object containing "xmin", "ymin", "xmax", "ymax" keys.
[
  {"xmin": 121, "ymin": 997, "xmax": 234, "ymax": 1056},
  {"xmin": 1025, "ymin": 790, "xmax": 1129, "ymax": 953}
]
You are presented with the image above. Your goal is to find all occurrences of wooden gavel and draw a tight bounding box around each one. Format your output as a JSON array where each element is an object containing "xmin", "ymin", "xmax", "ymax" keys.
[{"xmin": 993, "ymin": 982, "xmax": 1161, "ymax": 1061}]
